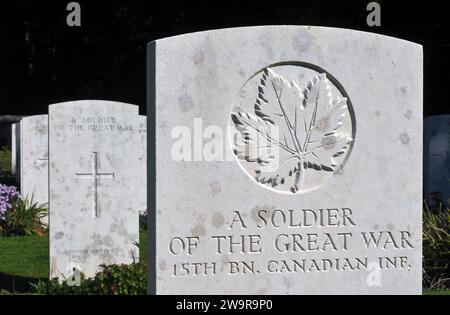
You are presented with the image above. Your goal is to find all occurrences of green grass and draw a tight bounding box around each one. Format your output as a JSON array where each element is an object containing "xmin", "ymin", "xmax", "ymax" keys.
[
  {"xmin": 0, "ymin": 231, "xmax": 147, "ymax": 293},
  {"xmin": 0, "ymin": 235, "xmax": 48, "ymax": 278},
  {"xmin": 139, "ymin": 231, "xmax": 147, "ymax": 261},
  {"xmin": 423, "ymin": 289, "xmax": 450, "ymax": 295},
  {"xmin": 1, "ymin": 231, "xmax": 448, "ymax": 295}
]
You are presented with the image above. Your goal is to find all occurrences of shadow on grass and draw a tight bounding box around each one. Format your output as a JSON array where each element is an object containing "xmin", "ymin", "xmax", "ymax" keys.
[{"xmin": 0, "ymin": 273, "xmax": 43, "ymax": 293}]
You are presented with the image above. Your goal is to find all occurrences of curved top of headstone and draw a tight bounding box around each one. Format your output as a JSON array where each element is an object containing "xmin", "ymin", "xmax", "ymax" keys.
[
  {"xmin": 149, "ymin": 25, "xmax": 422, "ymax": 49},
  {"xmin": 49, "ymin": 100, "xmax": 139, "ymax": 113},
  {"xmin": 21, "ymin": 114, "xmax": 48, "ymax": 122}
]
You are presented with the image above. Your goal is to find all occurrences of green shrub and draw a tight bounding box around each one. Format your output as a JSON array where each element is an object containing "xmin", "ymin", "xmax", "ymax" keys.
[
  {"xmin": 1, "ymin": 195, "xmax": 48, "ymax": 237},
  {"xmin": 423, "ymin": 203, "xmax": 450, "ymax": 289},
  {"xmin": 31, "ymin": 262, "xmax": 147, "ymax": 295}
]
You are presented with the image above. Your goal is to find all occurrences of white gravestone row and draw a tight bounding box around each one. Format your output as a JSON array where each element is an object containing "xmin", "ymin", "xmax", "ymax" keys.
[
  {"xmin": 424, "ymin": 115, "xmax": 450, "ymax": 207},
  {"xmin": 15, "ymin": 114, "xmax": 148, "ymax": 212},
  {"xmin": 8, "ymin": 26, "xmax": 423, "ymax": 294},
  {"xmin": 11, "ymin": 102, "xmax": 147, "ymax": 280},
  {"xmin": 148, "ymin": 26, "xmax": 423, "ymax": 295}
]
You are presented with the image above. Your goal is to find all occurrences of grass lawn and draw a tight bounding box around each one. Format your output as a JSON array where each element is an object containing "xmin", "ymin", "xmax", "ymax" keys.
[
  {"xmin": 423, "ymin": 289, "xmax": 450, "ymax": 295},
  {"xmin": 1, "ymin": 231, "xmax": 449, "ymax": 295},
  {"xmin": 0, "ymin": 231, "xmax": 147, "ymax": 293}
]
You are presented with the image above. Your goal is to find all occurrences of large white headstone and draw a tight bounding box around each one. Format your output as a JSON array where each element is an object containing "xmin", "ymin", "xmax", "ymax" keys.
[
  {"xmin": 148, "ymin": 26, "xmax": 423, "ymax": 295},
  {"xmin": 20, "ymin": 115, "xmax": 48, "ymax": 205},
  {"xmin": 424, "ymin": 115, "xmax": 450, "ymax": 207},
  {"xmin": 49, "ymin": 100, "xmax": 140, "ymax": 280}
]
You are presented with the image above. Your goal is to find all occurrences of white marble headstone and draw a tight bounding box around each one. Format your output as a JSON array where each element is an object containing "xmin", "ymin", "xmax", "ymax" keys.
[
  {"xmin": 148, "ymin": 26, "xmax": 423, "ymax": 295},
  {"xmin": 11, "ymin": 123, "xmax": 19, "ymax": 176},
  {"xmin": 137, "ymin": 115, "xmax": 147, "ymax": 214},
  {"xmin": 14, "ymin": 123, "xmax": 21, "ymax": 184},
  {"xmin": 49, "ymin": 100, "xmax": 140, "ymax": 280},
  {"xmin": 20, "ymin": 115, "xmax": 48, "ymax": 205},
  {"xmin": 11, "ymin": 124, "xmax": 16, "ymax": 175},
  {"xmin": 424, "ymin": 115, "xmax": 450, "ymax": 206}
]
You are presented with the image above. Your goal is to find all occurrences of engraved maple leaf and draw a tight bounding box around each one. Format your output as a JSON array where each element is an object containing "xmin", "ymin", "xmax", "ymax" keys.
[{"xmin": 232, "ymin": 68, "xmax": 353, "ymax": 193}]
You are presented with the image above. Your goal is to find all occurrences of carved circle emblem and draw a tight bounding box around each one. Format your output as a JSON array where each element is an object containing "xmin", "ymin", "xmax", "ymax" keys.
[{"xmin": 230, "ymin": 62, "xmax": 356, "ymax": 194}]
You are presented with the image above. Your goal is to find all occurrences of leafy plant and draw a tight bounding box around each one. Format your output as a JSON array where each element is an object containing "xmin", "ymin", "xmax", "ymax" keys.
[
  {"xmin": 423, "ymin": 203, "xmax": 450, "ymax": 289},
  {"xmin": 31, "ymin": 262, "xmax": 147, "ymax": 295},
  {"xmin": 232, "ymin": 68, "xmax": 353, "ymax": 193},
  {"xmin": 1, "ymin": 193, "xmax": 48, "ymax": 237}
]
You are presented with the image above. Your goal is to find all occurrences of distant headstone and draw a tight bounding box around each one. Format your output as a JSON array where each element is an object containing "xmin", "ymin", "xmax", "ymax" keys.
[
  {"xmin": 49, "ymin": 100, "xmax": 140, "ymax": 280},
  {"xmin": 424, "ymin": 115, "xmax": 450, "ymax": 207},
  {"xmin": 137, "ymin": 116, "xmax": 147, "ymax": 214},
  {"xmin": 148, "ymin": 26, "xmax": 423, "ymax": 295},
  {"xmin": 20, "ymin": 115, "xmax": 48, "ymax": 206},
  {"xmin": 11, "ymin": 123, "xmax": 21, "ymax": 177},
  {"xmin": 11, "ymin": 124, "xmax": 16, "ymax": 175}
]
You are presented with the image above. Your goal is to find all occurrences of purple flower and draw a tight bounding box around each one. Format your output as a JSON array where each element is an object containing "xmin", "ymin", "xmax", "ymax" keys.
[{"xmin": 0, "ymin": 184, "xmax": 20, "ymax": 221}]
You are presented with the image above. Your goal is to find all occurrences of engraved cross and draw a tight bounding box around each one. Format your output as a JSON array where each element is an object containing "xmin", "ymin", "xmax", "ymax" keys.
[{"xmin": 75, "ymin": 152, "xmax": 114, "ymax": 218}]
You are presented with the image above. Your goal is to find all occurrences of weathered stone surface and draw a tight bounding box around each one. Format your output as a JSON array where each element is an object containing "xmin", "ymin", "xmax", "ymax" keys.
[
  {"xmin": 49, "ymin": 100, "xmax": 140, "ymax": 280},
  {"xmin": 137, "ymin": 115, "xmax": 147, "ymax": 214},
  {"xmin": 20, "ymin": 115, "xmax": 48, "ymax": 205},
  {"xmin": 148, "ymin": 26, "xmax": 423, "ymax": 295}
]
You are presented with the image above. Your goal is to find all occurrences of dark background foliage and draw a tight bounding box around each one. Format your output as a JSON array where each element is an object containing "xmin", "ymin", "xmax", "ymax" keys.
[{"xmin": 0, "ymin": 0, "xmax": 448, "ymax": 117}]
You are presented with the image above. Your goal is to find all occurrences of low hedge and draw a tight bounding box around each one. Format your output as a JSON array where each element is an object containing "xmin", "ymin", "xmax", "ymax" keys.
[{"xmin": 32, "ymin": 261, "xmax": 147, "ymax": 295}]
